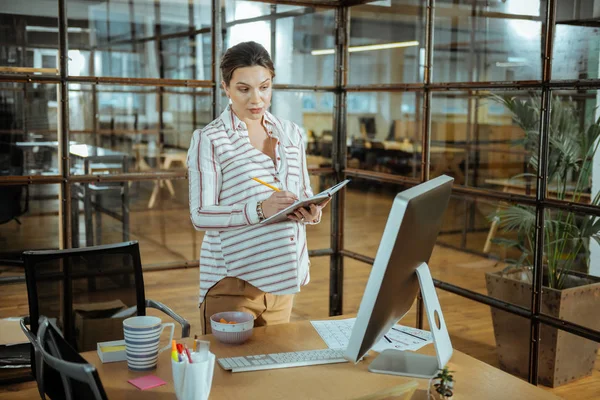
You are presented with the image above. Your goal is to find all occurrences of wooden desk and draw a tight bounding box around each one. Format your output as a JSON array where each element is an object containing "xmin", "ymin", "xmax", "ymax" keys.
[{"xmin": 74, "ymin": 320, "xmax": 556, "ymax": 400}]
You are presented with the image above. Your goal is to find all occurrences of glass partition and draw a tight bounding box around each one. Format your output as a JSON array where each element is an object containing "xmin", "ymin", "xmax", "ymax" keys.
[
  {"xmin": 68, "ymin": 84, "xmax": 211, "ymax": 175},
  {"xmin": 1, "ymin": 82, "xmax": 59, "ymax": 176},
  {"xmin": 0, "ymin": 4, "xmax": 59, "ymax": 75},
  {"xmin": 433, "ymin": 0, "xmax": 542, "ymax": 82},
  {"xmin": 346, "ymin": 91, "xmax": 423, "ymax": 179},
  {"xmin": 225, "ymin": 4, "xmax": 336, "ymax": 86},
  {"xmin": 66, "ymin": 0, "xmax": 212, "ymax": 80},
  {"xmin": 546, "ymin": 90, "xmax": 599, "ymax": 205},
  {"xmin": 553, "ymin": 0, "xmax": 600, "ymax": 81},
  {"xmin": 272, "ymin": 90, "xmax": 335, "ymax": 167},
  {"xmin": 434, "ymin": 193, "xmax": 533, "ymax": 311},
  {"xmin": 430, "ymin": 90, "xmax": 540, "ymax": 191},
  {"xmin": 0, "ymin": 183, "xmax": 61, "ymax": 262},
  {"xmin": 349, "ymin": 0, "xmax": 426, "ymax": 85},
  {"xmin": 344, "ymin": 178, "xmax": 411, "ymax": 258}
]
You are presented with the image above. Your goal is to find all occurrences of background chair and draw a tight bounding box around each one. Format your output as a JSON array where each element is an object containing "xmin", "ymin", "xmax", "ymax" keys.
[
  {"xmin": 22, "ymin": 241, "xmax": 190, "ymax": 356},
  {"xmin": 21, "ymin": 316, "xmax": 108, "ymax": 400},
  {"xmin": 0, "ymin": 146, "xmax": 29, "ymax": 226}
]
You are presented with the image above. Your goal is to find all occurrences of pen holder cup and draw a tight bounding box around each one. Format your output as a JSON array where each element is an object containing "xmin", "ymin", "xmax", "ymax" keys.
[{"xmin": 172, "ymin": 352, "xmax": 215, "ymax": 400}]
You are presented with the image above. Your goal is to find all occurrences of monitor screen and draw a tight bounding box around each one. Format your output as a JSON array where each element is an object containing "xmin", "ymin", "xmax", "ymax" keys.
[{"xmin": 344, "ymin": 175, "xmax": 454, "ymax": 373}]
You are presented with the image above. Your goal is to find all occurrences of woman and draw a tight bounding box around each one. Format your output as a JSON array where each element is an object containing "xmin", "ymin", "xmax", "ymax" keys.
[{"xmin": 187, "ymin": 41, "xmax": 329, "ymax": 334}]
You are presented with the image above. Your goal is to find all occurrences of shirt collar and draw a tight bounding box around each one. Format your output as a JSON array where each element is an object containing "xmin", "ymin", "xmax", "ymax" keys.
[{"xmin": 220, "ymin": 105, "xmax": 278, "ymax": 138}]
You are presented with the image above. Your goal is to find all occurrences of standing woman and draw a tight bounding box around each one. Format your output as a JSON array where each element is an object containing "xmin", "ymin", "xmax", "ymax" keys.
[{"xmin": 187, "ymin": 41, "xmax": 329, "ymax": 334}]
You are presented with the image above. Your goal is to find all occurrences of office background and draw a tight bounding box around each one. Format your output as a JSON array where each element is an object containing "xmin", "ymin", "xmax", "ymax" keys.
[{"xmin": 0, "ymin": 0, "xmax": 599, "ymax": 397}]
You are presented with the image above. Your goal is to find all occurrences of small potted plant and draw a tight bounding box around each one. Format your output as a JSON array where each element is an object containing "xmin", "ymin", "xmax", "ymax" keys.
[{"xmin": 431, "ymin": 367, "xmax": 454, "ymax": 400}]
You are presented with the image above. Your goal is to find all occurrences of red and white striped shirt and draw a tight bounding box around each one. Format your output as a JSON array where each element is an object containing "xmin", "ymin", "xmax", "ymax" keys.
[{"xmin": 187, "ymin": 106, "xmax": 319, "ymax": 304}]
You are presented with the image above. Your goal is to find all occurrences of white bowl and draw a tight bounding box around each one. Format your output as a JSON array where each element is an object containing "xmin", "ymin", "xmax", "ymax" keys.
[{"xmin": 210, "ymin": 311, "xmax": 254, "ymax": 345}]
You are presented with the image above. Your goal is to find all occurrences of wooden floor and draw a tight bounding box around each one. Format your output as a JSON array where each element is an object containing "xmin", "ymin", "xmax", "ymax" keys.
[{"xmin": 0, "ymin": 184, "xmax": 598, "ymax": 399}]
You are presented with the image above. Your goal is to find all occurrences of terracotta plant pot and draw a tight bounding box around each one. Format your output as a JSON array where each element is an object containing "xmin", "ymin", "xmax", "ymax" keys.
[{"xmin": 485, "ymin": 269, "xmax": 600, "ymax": 387}]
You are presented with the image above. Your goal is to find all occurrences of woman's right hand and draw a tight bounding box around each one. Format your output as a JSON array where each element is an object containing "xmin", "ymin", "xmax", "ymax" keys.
[{"xmin": 262, "ymin": 191, "xmax": 298, "ymax": 218}]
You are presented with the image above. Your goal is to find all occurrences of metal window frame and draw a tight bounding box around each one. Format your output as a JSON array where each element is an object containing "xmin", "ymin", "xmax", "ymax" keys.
[{"xmin": 2, "ymin": 0, "xmax": 600, "ymax": 387}]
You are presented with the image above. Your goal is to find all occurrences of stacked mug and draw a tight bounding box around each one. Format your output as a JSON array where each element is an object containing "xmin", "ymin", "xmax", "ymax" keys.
[{"xmin": 123, "ymin": 316, "xmax": 175, "ymax": 371}]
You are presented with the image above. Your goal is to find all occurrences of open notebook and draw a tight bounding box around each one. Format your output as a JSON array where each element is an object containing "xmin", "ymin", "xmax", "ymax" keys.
[{"xmin": 261, "ymin": 179, "xmax": 351, "ymax": 224}]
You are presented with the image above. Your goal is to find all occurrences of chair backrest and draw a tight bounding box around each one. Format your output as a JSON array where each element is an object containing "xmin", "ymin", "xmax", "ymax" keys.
[
  {"xmin": 0, "ymin": 145, "xmax": 28, "ymax": 225},
  {"xmin": 23, "ymin": 241, "xmax": 146, "ymax": 355},
  {"xmin": 37, "ymin": 316, "xmax": 108, "ymax": 400},
  {"xmin": 20, "ymin": 317, "xmax": 45, "ymax": 400}
]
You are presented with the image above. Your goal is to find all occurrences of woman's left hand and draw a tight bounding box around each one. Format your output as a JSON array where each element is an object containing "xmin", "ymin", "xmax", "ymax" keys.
[{"xmin": 288, "ymin": 198, "xmax": 331, "ymax": 224}]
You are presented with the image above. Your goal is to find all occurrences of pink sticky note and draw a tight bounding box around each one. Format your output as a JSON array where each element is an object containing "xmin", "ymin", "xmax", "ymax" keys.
[{"xmin": 127, "ymin": 375, "xmax": 167, "ymax": 390}]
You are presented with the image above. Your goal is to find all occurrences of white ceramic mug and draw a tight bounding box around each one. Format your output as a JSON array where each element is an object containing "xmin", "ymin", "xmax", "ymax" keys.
[{"xmin": 123, "ymin": 316, "xmax": 174, "ymax": 371}]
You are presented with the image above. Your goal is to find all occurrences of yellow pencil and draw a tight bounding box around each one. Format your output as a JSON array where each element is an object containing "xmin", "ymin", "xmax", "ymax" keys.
[{"xmin": 252, "ymin": 177, "xmax": 280, "ymax": 192}]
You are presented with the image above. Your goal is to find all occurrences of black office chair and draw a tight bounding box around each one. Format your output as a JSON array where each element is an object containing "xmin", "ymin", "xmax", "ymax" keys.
[
  {"xmin": 22, "ymin": 241, "xmax": 190, "ymax": 357},
  {"xmin": 0, "ymin": 149, "xmax": 29, "ymax": 226},
  {"xmin": 21, "ymin": 316, "xmax": 108, "ymax": 400}
]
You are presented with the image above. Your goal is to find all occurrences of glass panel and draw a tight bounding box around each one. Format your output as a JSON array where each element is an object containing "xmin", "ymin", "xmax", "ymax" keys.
[
  {"xmin": 547, "ymin": 90, "xmax": 598, "ymax": 205},
  {"xmin": 70, "ymin": 178, "xmax": 200, "ymax": 263},
  {"xmin": 276, "ymin": 9, "xmax": 335, "ymax": 87},
  {"xmin": 67, "ymin": 0, "xmax": 212, "ymax": 80},
  {"xmin": 342, "ymin": 257, "xmax": 374, "ymax": 316},
  {"xmin": 0, "ymin": 184, "xmax": 60, "ymax": 258},
  {"xmin": 535, "ymin": 207, "xmax": 600, "ymax": 335},
  {"xmin": 0, "ymin": 3, "xmax": 59, "ymax": 74},
  {"xmin": 433, "ymin": 193, "xmax": 533, "ymax": 309},
  {"xmin": 224, "ymin": 5, "xmax": 335, "ymax": 86},
  {"xmin": 430, "ymin": 90, "xmax": 540, "ymax": 192},
  {"xmin": 271, "ymin": 90, "xmax": 334, "ymax": 167},
  {"xmin": 433, "ymin": 0, "xmax": 542, "ymax": 82},
  {"xmin": 306, "ymin": 172, "xmax": 332, "ymax": 251},
  {"xmin": 1, "ymin": 82, "xmax": 59, "ymax": 176},
  {"xmin": 70, "ymin": 171, "xmax": 329, "ymax": 264},
  {"xmin": 344, "ymin": 179, "xmax": 412, "ymax": 258},
  {"xmin": 347, "ymin": 91, "xmax": 423, "ymax": 179},
  {"xmin": 553, "ymin": 0, "xmax": 600, "ymax": 81},
  {"xmin": 68, "ymin": 84, "xmax": 211, "ymax": 175},
  {"xmin": 225, "ymin": 1, "xmax": 281, "ymax": 22},
  {"xmin": 349, "ymin": 0, "xmax": 426, "ymax": 85},
  {"xmin": 294, "ymin": 255, "xmax": 330, "ymax": 320},
  {"xmin": 422, "ymin": 291, "xmax": 499, "ymax": 369}
]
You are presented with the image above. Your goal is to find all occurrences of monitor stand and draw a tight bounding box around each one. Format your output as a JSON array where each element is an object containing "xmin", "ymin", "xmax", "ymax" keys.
[{"xmin": 368, "ymin": 262, "xmax": 453, "ymax": 379}]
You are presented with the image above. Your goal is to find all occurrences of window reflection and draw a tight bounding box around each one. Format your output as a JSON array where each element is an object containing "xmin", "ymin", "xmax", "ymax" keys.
[
  {"xmin": 430, "ymin": 91, "xmax": 539, "ymax": 190},
  {"xmin": 0, "ymin": 83, "xmax": 58, "ymax": 176},
  {"xmin": 345, "ymin": 92, "xmax": 422, "ymax": 179},
  {"xmin": 349, "ymin": 0, "xmax": 425, "ymax": 85},
  {"xmin": 224, "ymin": 4, "xmax": 335, "ymax": 86},
  {"xmin": 68, "ymin": 84, "xmax": 211, "ymax": 175},
  {"xmin": 65, "ymin": 0, "xmax": 212, "ymax": 80},
  {"xmin": 433, "ymin": 0, "xmax": 542, "ymax": 82}
]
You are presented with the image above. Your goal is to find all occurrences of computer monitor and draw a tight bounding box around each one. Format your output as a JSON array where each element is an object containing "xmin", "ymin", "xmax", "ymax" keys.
[
  {"xmin": 359, "ymin": 117, "xmax": 376, "ymax": 139},
  {"xmin": 344, "ymin": 174, "xmax": 454, "ymax": 378}
]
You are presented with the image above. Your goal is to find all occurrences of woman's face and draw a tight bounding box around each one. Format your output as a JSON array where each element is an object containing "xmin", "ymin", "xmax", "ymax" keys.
[{"xmin": 223, "ymin": 65, "xmax": 273, "ymax": 122}]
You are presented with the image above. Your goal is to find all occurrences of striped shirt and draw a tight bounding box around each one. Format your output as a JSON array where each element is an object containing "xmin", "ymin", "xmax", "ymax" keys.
[{"xmin": 188, "ymin": 106, "xmax": 320, "ymax": 304}]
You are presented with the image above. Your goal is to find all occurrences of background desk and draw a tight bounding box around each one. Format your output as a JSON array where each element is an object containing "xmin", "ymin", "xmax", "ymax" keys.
[{"xmin": 73, "ymin": 319, "xmax": 557, "ymax": 400}]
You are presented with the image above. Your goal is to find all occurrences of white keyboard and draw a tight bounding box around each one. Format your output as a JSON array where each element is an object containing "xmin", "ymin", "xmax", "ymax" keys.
[{"xmin": 217, "ymin": 349, "xmax": 348, "ymax": 373}]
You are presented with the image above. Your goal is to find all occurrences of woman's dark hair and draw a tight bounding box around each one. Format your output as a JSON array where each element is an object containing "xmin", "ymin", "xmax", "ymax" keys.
[{"xmin": 220, "ymin": 41, "xmax": 275, "ymax": 86}]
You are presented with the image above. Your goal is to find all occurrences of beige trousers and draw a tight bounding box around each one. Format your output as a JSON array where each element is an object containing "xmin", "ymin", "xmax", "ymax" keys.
[{"xmin": 199, "ymin": 277, "xmax": 295, "ymax": 334}]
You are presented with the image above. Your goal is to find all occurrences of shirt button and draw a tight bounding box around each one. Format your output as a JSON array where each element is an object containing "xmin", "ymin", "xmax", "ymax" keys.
[{"xmin": 277, "ymin": 157, "xmax": 281, "ymax": 160}]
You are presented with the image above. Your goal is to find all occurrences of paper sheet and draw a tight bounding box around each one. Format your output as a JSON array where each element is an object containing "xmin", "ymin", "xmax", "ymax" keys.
[{"xmin": 310, "ymin": 318, "xmax": 432, "ymax": 353}]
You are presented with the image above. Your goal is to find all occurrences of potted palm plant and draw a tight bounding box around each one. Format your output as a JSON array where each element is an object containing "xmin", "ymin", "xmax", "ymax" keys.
[{"xmin": 485, "ymin": 94, "xmax": 600, "ymax": 387}]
